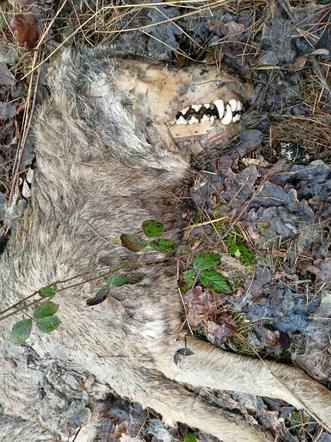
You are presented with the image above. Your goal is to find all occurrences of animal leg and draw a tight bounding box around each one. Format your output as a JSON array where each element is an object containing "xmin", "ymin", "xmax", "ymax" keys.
[
  {"xmin": 159, "ymin": 336, "xmax": 331, "ymax": 429},
  {"xmin": 132, "ymin": 370, "xmax": 271, "ymax": 442}
]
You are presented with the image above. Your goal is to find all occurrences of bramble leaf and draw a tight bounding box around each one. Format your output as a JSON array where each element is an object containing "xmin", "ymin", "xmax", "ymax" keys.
[
  {"xmin": 181, "ymin": 268, "xmax": 196, "ymax": 290},
  {"xmin": 200, "ymin": 270, "xmax": 232, "ymax": 293},
  {"xmin": 39, "ymin": 283, "xmax": 58, "ymax": 298},
  {"xmin": 193, "ymin": 252, "xmax": 221, "ymax": 272},
  {"xmin": 149, "ymin": 239, "xmax": 175, "ymax": 253},
  {"xmin": 142, "ymin": 220, "xmax": 165, "ymax": 238},
  {"xmin": 36, "ymin": 316, "xmax": 61, "ymax": 333},
  {"xmin": 10, "ymin": 319, "xmax": 32, "ymax": 344},
  {"xmin": 33, "ymin": 302, "xmax": 59, "ymax": 319},
  {"xmin": 120, "ymin": 234, "xmax": 147, "ymax": 252}
]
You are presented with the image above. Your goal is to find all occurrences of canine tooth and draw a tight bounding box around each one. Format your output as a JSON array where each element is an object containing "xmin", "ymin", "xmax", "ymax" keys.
[
  {"xmin": 213, "ymin": 99, "xmax": 224, "ymax": 119},
  {"xmin": 188, "ymin": 116, "xmax": 199, "ymax": 124},
  {"xmin": 232, "ymin": 114, "xmax": 241, "ymax": 122},
  {"xmin": 201, "ymin": 115, "xmax": 210, "ymax": 123},
  {"xmin": 204, "ymin": 104, "xmax": 210, "ymax": 109},
  {"xmin": 229, "ymin": 99, "xmax": 237, "ymax": 112},
  {"xmin": 192, "ymin": 105, "xmax": 202, "ymax": 112},
  {"xmin": 181, "ymin": 106, "xmax": 189, "ymax": 115},
  {"xmin": 221, "ymin": 104, "xmax": 233, "ymax": 125},
  {"xmin": 176, "ymin": 116, "xmax": 187, "ymax": 125},
  {"xmin": 237, "ymin": 100, "xmax": 243, "ymax": 111}
]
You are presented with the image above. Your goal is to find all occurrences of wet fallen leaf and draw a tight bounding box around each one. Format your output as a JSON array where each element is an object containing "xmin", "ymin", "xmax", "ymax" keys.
[
  {"xmin": 11, "ymin": 13, "xmax": 40, "ymax": 50},
  {"xmin": 207, "ymin": 316, "xmax": 236, "ymax": 339},
  {"xmin": 182, "ymin": 286, "xmax": 222, "ymax": 326}
]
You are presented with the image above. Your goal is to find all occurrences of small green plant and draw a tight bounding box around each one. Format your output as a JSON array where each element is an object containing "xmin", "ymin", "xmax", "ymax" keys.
[
  {"xmin": 11, "ymin": 295, "xmax": 61, "ymax": 344},
  {"xmin": 183, "ymin": 434, "xmax": 198, "ymax": 442},
  {"xmin": 224, "ymin": 228, "xmax": 256, "ymax": 266},
  {"xmin": 180, "ymin": 252, "xmax": 232, "ymax": 293},
  {"xmin": 121, "ymin": 219, "xmax": 175, "ymax": 253}
]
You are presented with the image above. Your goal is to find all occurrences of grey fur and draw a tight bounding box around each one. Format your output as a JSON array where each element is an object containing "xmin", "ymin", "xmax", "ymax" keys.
[{"xmin": 0, "ymin": 47, "xmax": 330, "ymax": 442}]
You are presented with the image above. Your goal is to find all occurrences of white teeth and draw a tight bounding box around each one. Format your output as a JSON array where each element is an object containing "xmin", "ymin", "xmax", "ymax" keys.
[
  {"xmin": 210, "ymin": 115, "xmax": 215, "ymax": 122},
  {"xmin": 213, "ymin": 99, "xmax": 224, "ymax": 119},
  {"xmin": 232, "ymin": 114, "xmax": 241, "ymax": 122},
  {"xmin": 188, "ymin": 116, "xmax": 199, "ymax": 125},
  {"xmin": 181, "ymin": 106, "xmax": 189, "ymax": 115},
  {"xmin": 204, "ymin": 104, "xmax": 210, "ymax": 109},
  {"xmin": 229, "ymin": 99, "xmax": 237, "ymax": 112},
  {"xmin": 237, "ymin": 100, "xmax": 243, "ymax": 111},
  {"xmin": 221, "ymin": 104, "xmax": 233, "ymax": 125},
  {"xmin": 192, "ymin": 104, "xmax": 202, "ymax": 112},
  {"xmin": 176, "ymin": 116, "xmax": 187, "ymax": 125},
  {"xmin": 201, "ymin": 115, "xmax": 210, "ymax": 123}
]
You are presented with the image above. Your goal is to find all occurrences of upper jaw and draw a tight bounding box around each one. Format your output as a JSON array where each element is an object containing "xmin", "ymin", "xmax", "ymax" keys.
[{"xmin": 169, "ymin": 97, "xmax": 244, "ymax": 127}]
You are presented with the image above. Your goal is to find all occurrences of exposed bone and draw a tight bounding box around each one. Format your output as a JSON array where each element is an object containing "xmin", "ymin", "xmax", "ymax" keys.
[
  {"xmin": 229, "ymin": 99, "xmax": 237, "ymax": 112},
  {"xmin": 232, "ymin": 114, "xmax": 241, "ymax": 122},
  {"xmin": 188, "ymin": 116, "xmax": 199, "ymax": 125},
  {"xmin": 213, "ymin": 99, "xmax": 224, "ymax": 119},
  {"xmin": 192, "ymin": 105, "xmax": 202, "ymax": 112},
  {"xmin": 176, "ymin": 116, "xmax": 187, "ymax": 125},
  {"xmin": 221, "ymin": 104, "xmax": 233, "ymax": 125}
]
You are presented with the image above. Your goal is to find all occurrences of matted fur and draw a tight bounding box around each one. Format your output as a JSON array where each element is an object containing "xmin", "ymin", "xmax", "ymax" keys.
[{"xmin": 0, "ymin": 47, "xmax": 330, "ymax": 442}]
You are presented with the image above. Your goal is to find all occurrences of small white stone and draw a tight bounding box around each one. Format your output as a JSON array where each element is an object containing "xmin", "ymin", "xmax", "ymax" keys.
[
  {"xmin": 22, "ymin": 180, "xmax": 31, "ymax": 199},
  {"xmin": 213, "ymin": 99, "xmax": 224, "ymax": 119},
  {"xmin": 176, "ymin": 116, "xmax": 187, "ymax": 125},
  {"xmin": 232, "ymin": 114, "xmax": 241, "ymax": 122},
  {"xmin": 221, "ymin": 104, "xmax": 233, "ymax": 125},
  {"xmin": 26, "ymin": 168, "xmax": 34, "ymax": 184},
  {"xmin": 181, "ymin": 106, "xmax": 189, "ymax": 115},
  {"xmin": 192, "ymin": 104, "xmax": 202, "ymax": 112},
  {"xmin": 188, "ymin": 116, "xmax": 199, "ymax": 124},
  {"xmin": 201, "ymin": 115, "xmax": 210, "ymax": 123},
  {"xmin": 229, "ymin": 99, "xmax": 237, "ymax": 112}
]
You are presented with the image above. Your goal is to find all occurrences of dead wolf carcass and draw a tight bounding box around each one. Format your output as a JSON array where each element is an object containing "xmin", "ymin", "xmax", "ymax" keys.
[{"xmin": 0, "ymin": 47, "xmax": 330, "ymax": 442}]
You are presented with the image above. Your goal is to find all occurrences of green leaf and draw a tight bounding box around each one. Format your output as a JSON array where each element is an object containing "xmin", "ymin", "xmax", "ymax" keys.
[
  {"xmin": 182, "ymin": 269, "xmax": 196, "ymax": 289},
  {"xmin": 149, "ymin": 239, "xmax": 175, "ymax": 253},
  {"xmin": 10, "ymin": 319, "xmax": 32, "ymax": 345},
  {"xmin": 142, "ymin": 220, "xmax": 165, "ymax": 238},
  {"xmin": 39, "ymin": 283, "xmax": 58, "ymax": 298},
  {"xmin": 36, "ymin": 316, "xmax": 61, "ymax": 333},
  {"xmin": 228, "ymin": 242, "xmax": 255, "ymax": 265},
  {"xmin": 120, "ymin": 233, "xmax": 147, "ymax": 252},
  {"xmin": 33, "ymin": 302, "xmax": 59, "ymax": 319},
  {"xmin": 200, "ymin": 270, "xmax": 232, "ymax": 293},
  {"xmin": 193, "ymin": 252, "xmax": 221, "ymax": 272},
  {"xmin": 183, "ymin": 434, "xmax": 198, "ymax": 442},
  {"xmin": 107, "ymin": 273, "xmax": 142, "ymax": 287}
]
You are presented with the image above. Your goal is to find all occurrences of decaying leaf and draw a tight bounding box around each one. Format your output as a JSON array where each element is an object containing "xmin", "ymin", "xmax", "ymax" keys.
[
  {"xmin": 10, "ymin": 13, "xmax": 40, "ymax": 50},
  {"xmin": 182, "ymin": 286, "xmax": 222, "ymax": 326},
  {"xmin": 207, "ymin": 313, "xmax": 236, "ymax": 339},
  {"xmin": 120, "ymin": 233, "xmax": 147, "ymax": 252}
]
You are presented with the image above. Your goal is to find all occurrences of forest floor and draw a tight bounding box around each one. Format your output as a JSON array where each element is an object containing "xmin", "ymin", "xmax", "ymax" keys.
[{"xmin": 0, "ymin": 1, "xmax": 330, "ymax": 441}]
